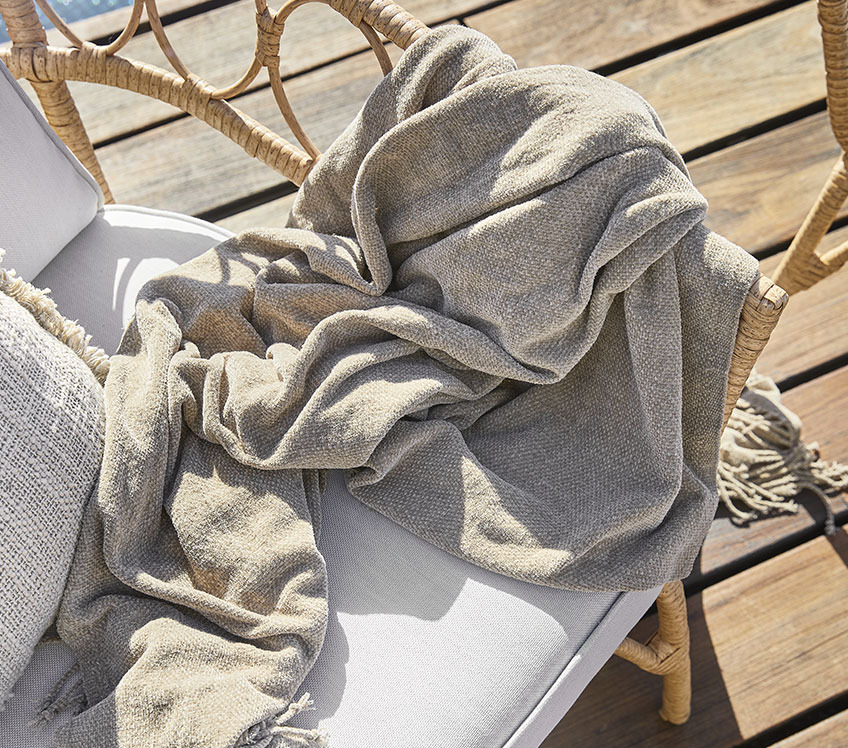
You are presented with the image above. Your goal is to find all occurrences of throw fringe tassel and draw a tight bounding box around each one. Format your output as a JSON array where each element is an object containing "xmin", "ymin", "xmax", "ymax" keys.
[
  {"xmin": 28, "ymin": 662, "xmax": 87, "ymax": 728},
  {"xmin": 718, "ymin": 371, "xmax": 848, "ymax": 533},
  {"xmin": 236, "ymin": 693, "xmax": 329, "ymax": 748},
  {"xmin": 0, "ymin": 253, "xmax": 110, "ymax": 385}
]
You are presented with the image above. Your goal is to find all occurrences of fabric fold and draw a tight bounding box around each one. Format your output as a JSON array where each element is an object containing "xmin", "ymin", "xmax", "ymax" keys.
[{"xmin": 55, "ymin": 24, "xmax": 758, "ymax": 747}]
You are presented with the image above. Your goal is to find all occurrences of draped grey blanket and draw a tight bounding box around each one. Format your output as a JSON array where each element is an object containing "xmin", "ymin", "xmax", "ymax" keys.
[{"xmin": 55, "ymin": 25, "xmax": 758, "ymax": 748}]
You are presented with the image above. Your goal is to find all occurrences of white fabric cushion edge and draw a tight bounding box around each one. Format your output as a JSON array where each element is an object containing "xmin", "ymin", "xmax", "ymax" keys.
[
  {"xmin": 503, "ymin": 586, "xmax": 662, "ymax": 748},
  {"xmin": 99, "ymin": 204, "xmax": 235, "ymax": 240}
]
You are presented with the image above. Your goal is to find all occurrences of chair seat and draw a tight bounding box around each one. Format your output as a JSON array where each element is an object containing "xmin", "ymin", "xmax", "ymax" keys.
[
  {"xmin": 32, "ymin": 204, "xmax": 235, "ymax": 354},
  {"xmin": 2, "ymin": 206, "xmax": 661, "ymax": 748},
  {"xmin": 1, "ymin": 469, "xmax": 658, "ymax": 748}
]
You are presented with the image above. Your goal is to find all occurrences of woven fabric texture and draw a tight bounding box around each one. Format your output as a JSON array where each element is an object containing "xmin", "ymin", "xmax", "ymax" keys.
[
  {"xmin": 55, "ymin": 25, "xmax": 757, "ymax": 748},
  {"xmin": 0, "ymin": 286, "xmax": 104, "ymax": 707}
]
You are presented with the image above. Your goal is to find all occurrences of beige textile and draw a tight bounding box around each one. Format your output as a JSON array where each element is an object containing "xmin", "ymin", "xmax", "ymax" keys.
[{"xmin": 55, "ymin": 26, "xmax": 758, "ymax": 747}]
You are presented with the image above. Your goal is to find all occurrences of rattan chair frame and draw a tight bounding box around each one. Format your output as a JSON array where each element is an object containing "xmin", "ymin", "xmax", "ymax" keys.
[
  {"xmin": 0, "ymin": 0, "xmax": 428, "ymax": 198},
  {"xmin": 772, "ymin": 0, "xmax": 848, "ymax": 295},
  {"xmin": 0, "ymin": 0, "xmax": 789, "ymax": 727}
]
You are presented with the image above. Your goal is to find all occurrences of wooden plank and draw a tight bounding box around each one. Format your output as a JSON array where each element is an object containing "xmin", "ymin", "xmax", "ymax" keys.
[
  {"xmin": 14, "ymin": 0, "xmax": 484, "ymax": 145},
  {"xmin": 771, "ymin": 710, "xmax": 848, "ymax": 747},
  {"xmin": 611, "ymin": 2, "xmax": 824, "ymax": 155},
  {"xmin": 757, "ymin": 233, "xmax": 848, "ymax": 381},
  {"xmin": 781, "ymin": 364, "xmax": 848, "ymax": 460},
  {"xmin": 545, "ymin": 530, "xmax": 848, "ymax": 746},
  {"xmin": 691, "ymin": 111, "xmax": 841, "ymax": 254},
  {"xmin": 465, "ymin": 0, "xmax": 777, "ymax": 71},
  {"xmin": 472, "ymin": 1, "xmax": 827, "ymax": 156},
  {"xmin": 216, "ymin": 192, "xmax": 298, "ymax": 233}
]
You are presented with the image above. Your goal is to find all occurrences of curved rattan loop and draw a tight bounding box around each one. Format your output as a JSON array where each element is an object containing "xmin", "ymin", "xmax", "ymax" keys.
[
  {"xmin": 144, "ymin": 0, "xmax": 191, "ymax": 79},
  {"xmin": 357, "ymin": 16, "xmax": 393, "ymax": 74},
  {"xmin": 210, "ymin": 58, "xmax": 263, "ymax": 100},
  {"xmin": 0, "ymin": 0, "xmax": 429, "ymax": 187},
  {"xmin": 104, "ymin": 0, "xmax": 146, "ymax": 55},
  {"xmin": 268, "ymin": 0, "xmax": 401, "ymax": 157},
  {"xmin": 0, "ymin": 0, "xmax": 429, "ymax": 189},
  {"xmin": 32, "ymin": 0, "xmax": 85, "ymax": 47},
  {"xmin": 268, "ymin": 60, "xmax": 320, "ymax": 157},
  {"xmin": 0, "ymin": 44, "xmax": 314, "ymax": 183}
]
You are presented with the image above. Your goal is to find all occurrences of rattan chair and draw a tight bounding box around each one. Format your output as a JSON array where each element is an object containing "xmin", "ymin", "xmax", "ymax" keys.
[
  {"xmin": 773, "ymin": 0, "xmax": 848, "ymax": 295},
  {"xmin": 0, "ymin": 0, "xmax": 789, "ymax": 730}
]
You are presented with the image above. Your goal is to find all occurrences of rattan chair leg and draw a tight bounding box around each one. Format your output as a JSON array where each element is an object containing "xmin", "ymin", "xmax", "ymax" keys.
[{"xmin": 615, "ymin": 580, "xmax": 692, "ymax": 724}]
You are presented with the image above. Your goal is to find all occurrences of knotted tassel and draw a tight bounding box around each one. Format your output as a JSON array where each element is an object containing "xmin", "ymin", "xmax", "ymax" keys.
[
  {"xmin": 236, "ymin": 692, "xmax": 329, "ymax": 748},
  {"xmin": 718, "ymin": 370, "xmax": 848, "ymax": 532}
]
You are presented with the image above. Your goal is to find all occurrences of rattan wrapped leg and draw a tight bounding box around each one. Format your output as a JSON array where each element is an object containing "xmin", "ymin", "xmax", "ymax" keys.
[{"xmin": 614, "ymin": 580, "xmax": 692, "ymax": 724}]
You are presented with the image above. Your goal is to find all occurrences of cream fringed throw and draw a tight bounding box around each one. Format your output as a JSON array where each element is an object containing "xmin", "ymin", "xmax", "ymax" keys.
[
  {"xmin": 719, "ymin": 371, "xmax": 848, "ymax": 531},
  {"xmin": 54, "ymin": 25, "xmax": 758, "ymax": 748}
]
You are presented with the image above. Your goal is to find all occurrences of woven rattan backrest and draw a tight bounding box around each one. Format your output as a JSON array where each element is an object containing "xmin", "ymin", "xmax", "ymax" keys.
[{"xmin": 0, "ymin": 0, "xmax": 428, "ymax": 200}]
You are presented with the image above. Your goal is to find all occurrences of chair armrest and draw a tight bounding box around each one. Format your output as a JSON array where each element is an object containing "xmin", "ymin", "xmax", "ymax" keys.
[{"xmin": 723, "ymin": 272, "xmax": 788, "ymax": 429}]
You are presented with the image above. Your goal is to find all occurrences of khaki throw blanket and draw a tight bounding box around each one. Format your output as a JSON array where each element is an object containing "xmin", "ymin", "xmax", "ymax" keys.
[{"xmin": 54, "ymin": 25, "xmax": 758, "ymax": 748}]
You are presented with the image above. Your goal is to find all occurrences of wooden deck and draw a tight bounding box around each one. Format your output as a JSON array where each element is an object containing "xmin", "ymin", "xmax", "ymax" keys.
[{"xmin": 6, "ymin": 0, "xmax": 848, "ymax": 744}]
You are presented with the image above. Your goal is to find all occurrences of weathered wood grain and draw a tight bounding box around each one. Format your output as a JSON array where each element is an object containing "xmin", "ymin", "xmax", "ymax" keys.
[
  {"xmin": 217, "ymin": 192, "xmax": 298, "ymax": 232},
  {"xmin": 611, "ymin": 2, "xmax": 824, "ymax": 155},
  {"xmin": 692, "ymin": 111, "xmax": 842, "ymax": 254},
  {"xmin": 781, "ymin": 365, "xmax": 848, "ymax": 460},
  {"xmin": 757, "ymin": 233, "xmax": 848, "ymax": 381},
  {"xmin": 546, "ymin": 530, "xmax": 848, "ymax": 746},
  {"xmin": 474, "ymin": 1, "xmax": 827, "ymax": 156},
  {"xmin": 14, "ymin": 0, "xmax": 482, "ymax": 144},
  {"xmin": 465, "ymin": 0, "xmax": 777, "ymax": 71},
  {"xmin": 771, "ymin": 710, "xmax": 848, "ymax": 747}
]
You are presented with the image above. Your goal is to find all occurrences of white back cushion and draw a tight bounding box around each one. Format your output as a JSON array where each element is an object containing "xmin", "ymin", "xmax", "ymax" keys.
[{"xmin": 0, "ymin": 60, "xmax": 102, "ymax": 280}]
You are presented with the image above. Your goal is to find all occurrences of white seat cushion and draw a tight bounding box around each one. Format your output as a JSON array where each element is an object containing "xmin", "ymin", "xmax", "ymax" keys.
[
  {"xmin": 292, "ymin": 470, "xmax": 660, "ymax": 747},
  {"xmin": 0, "ymin": 60, "xmax": 103, "ymax": 281},
  {"xmin": 3, "ymin": 208, "xmax": 661, "ymax": 746},
  {"xmin": 33, "ymin": 205, "xmax": 234, "ymax": 354},
  {"xmin": 0, "ymin": 468, "xmax": 658, "ymax": 748}
]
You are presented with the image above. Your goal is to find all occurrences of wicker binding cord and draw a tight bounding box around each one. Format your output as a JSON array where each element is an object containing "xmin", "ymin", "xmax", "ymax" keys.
[
  {"xmin": 614, "ymin": 274, "xmax": 787, "ymax": 726},
  {"xmin": 0, "ymin": 0, "xmax": 790, "ymax": 727},
  {"xmin": 0, "ymin": 0, "xmax": 428, "ymax": 197},
  {"xmin": 773, "ymin": 0, "xmax": 848, "ymax": 295}
]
